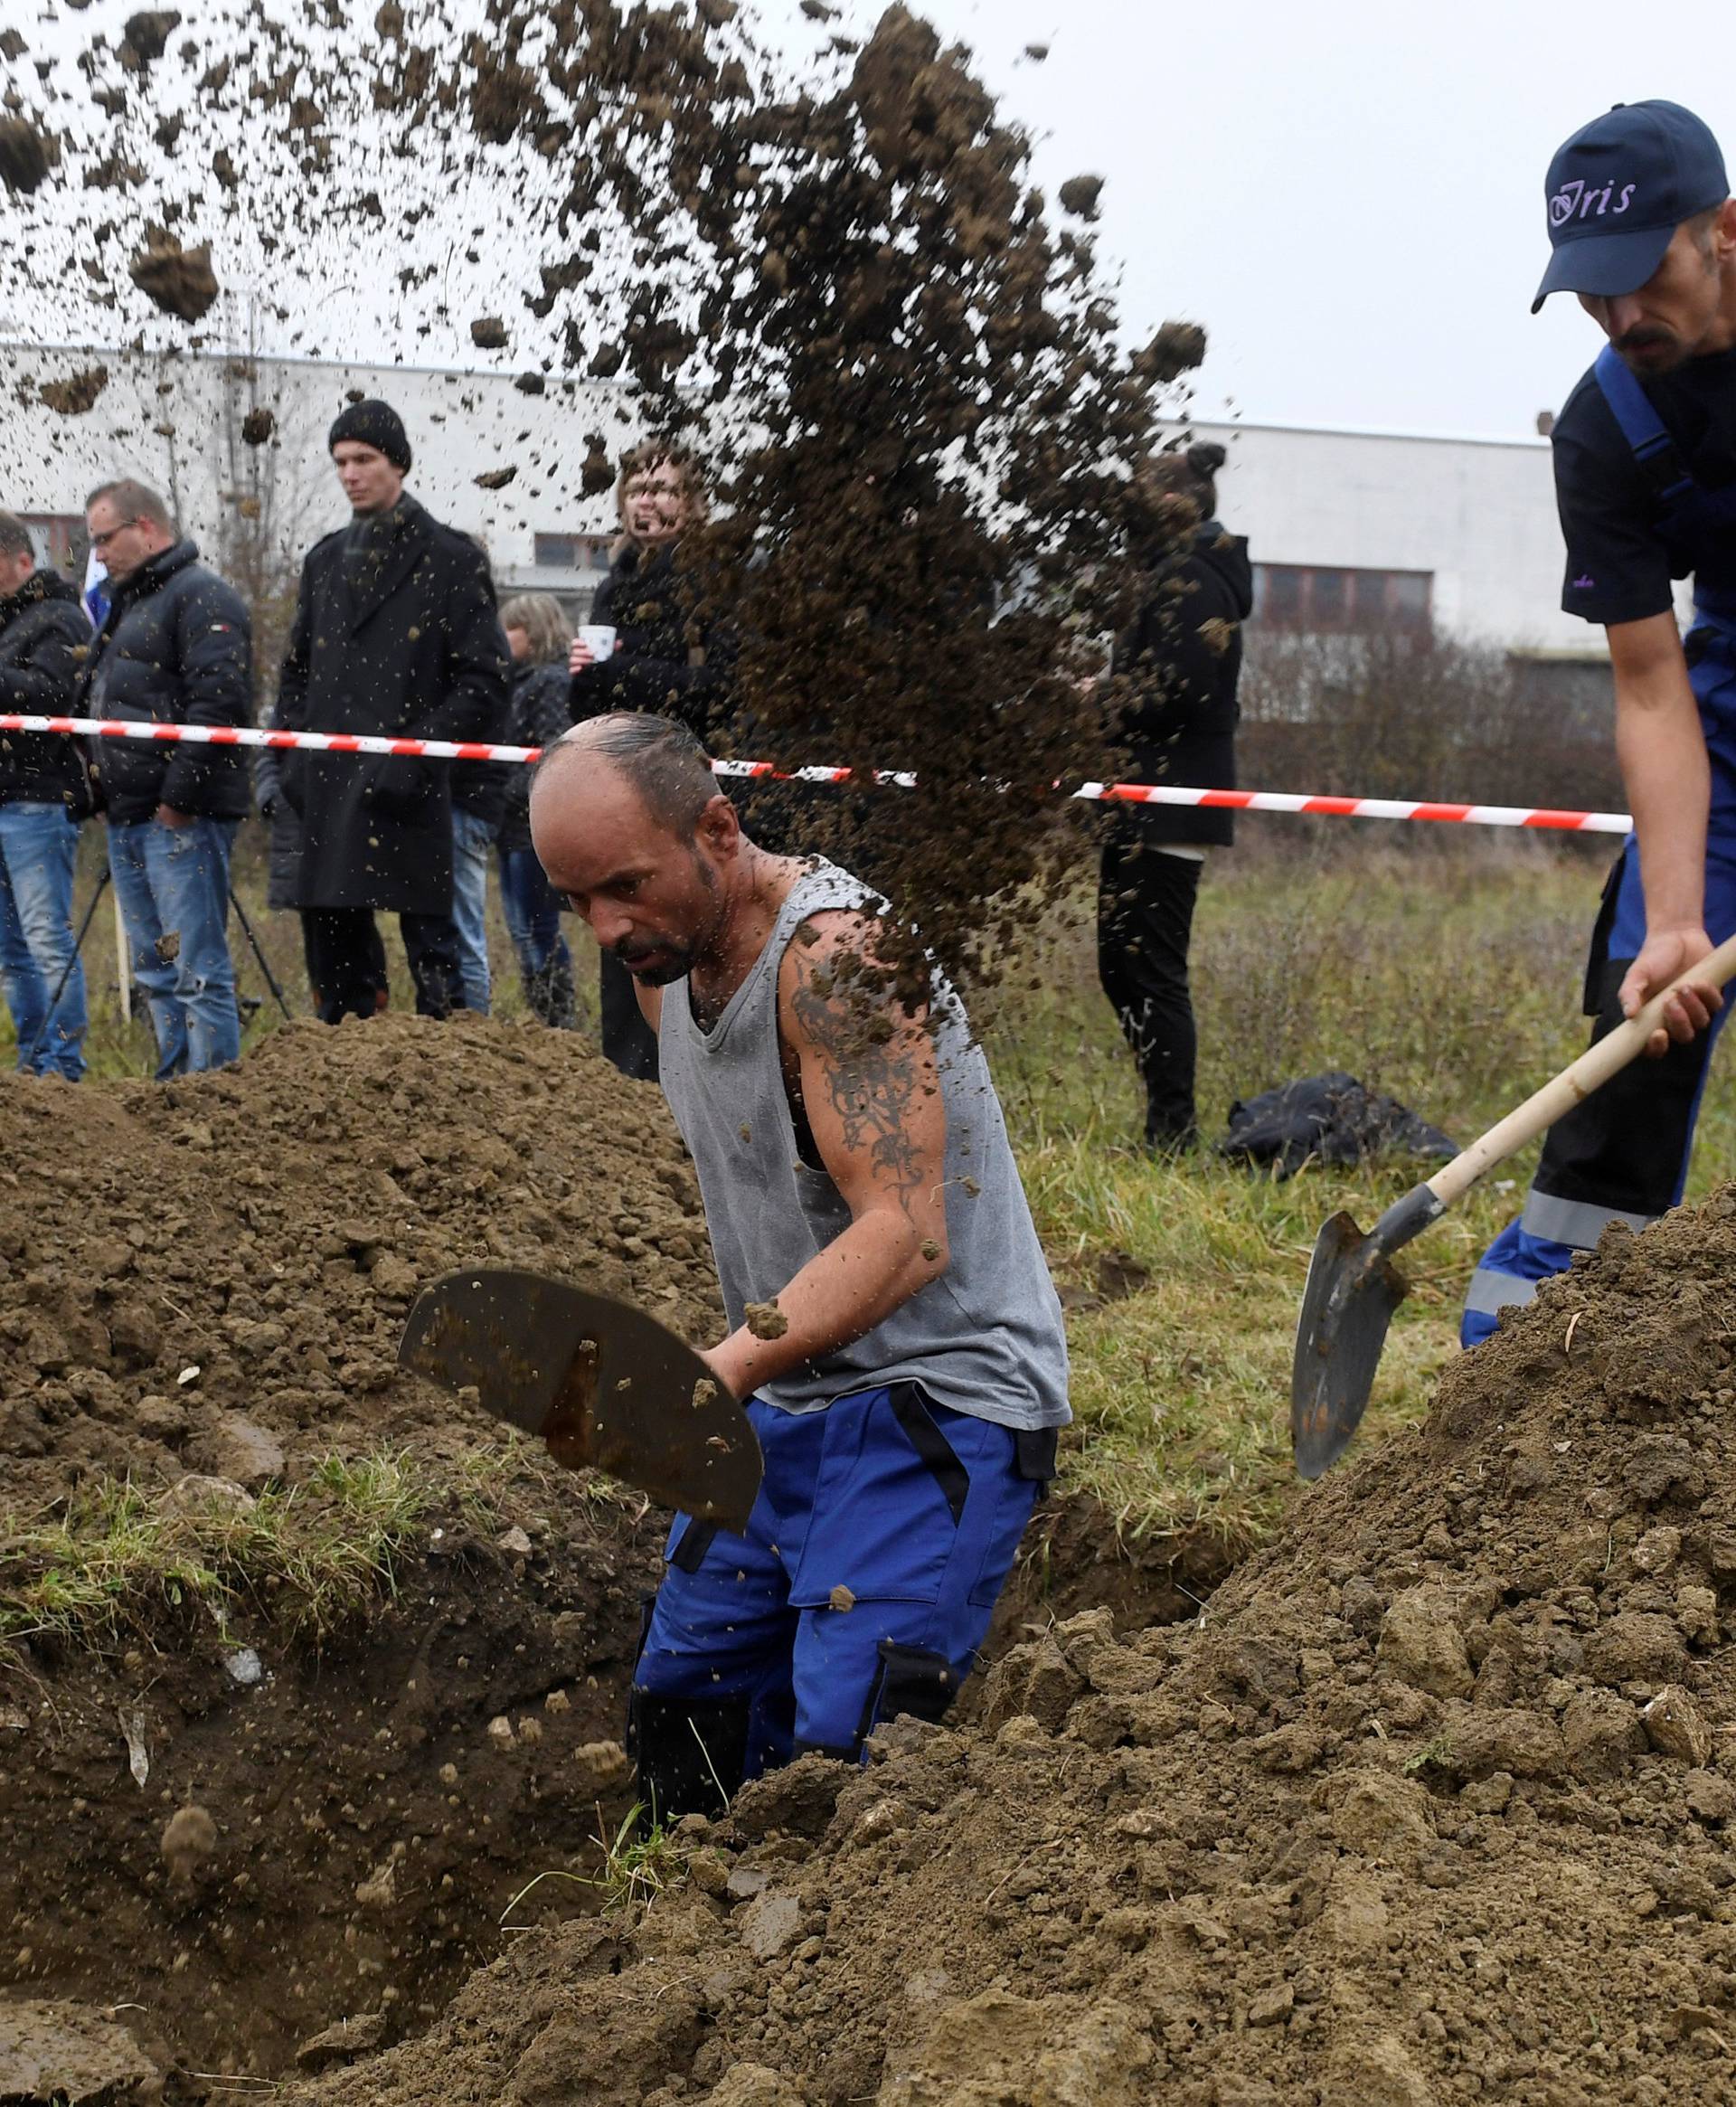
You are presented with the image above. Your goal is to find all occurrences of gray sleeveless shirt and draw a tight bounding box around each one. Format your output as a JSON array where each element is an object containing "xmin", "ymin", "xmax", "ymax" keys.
[{"xmin": 657, "ymin": 858, "xmax": 1071, "ymax": 1429}]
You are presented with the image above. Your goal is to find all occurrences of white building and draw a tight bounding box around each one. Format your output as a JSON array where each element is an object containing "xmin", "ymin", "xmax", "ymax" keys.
[
  {"xmin": 0, "ymin": 341, "xmax": 1618, "ymax": 674},
  {"xmin": 0, "ymin": 340, "xmax": 641, "ymax": 611},
  {"xmin": 1179, "ymin": 417, "xmax": 1618, "ymax": 664}
]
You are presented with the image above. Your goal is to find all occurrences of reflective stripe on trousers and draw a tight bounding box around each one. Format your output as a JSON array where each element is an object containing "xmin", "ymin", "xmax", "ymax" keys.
[{"xmin": 1475, "ymin": 1188, "xmax": 1660, "ymax": 1314}]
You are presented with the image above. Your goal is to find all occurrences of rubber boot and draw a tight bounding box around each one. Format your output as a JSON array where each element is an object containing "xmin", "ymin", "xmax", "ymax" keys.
[{"xmin": 626, "ymin": 1687, "xmax": 751, "ymax": 1831}]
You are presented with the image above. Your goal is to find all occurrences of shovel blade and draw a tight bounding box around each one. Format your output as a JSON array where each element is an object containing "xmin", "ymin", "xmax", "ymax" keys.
[
  {"xmin": 1290, "ymin": 1212, "xmax": 1409, "ymax": 1481},
  {"xmin": 400, "ymin": 1268, "xmax": 762, "ymax": 1531}
]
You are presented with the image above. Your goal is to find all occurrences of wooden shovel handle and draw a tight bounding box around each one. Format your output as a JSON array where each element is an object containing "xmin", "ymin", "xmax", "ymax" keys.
[{"xmin": 1429, "ymin": 930, "xmax": 1736, "ymax": 1210}]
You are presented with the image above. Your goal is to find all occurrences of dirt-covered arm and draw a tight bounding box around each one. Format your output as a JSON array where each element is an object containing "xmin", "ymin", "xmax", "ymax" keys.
[{"xmin": 701, "ymin": 913, "xmax": 949, "ymax": 1400}]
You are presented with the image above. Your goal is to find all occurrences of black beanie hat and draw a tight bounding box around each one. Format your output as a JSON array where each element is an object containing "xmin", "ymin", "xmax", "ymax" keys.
[{"xmin": 328, "ymin": 399, "xmax": 412, "ymax": 472}]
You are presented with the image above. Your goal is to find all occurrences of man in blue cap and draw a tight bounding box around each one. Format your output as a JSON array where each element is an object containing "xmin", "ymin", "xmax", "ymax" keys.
[{"xmin": 1465, "ymin": 101, "xmax": 1736, "ymax": 1341}]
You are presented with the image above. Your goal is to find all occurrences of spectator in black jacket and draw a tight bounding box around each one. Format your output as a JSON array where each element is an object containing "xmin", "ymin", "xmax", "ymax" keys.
[
  {"xmin": 277, "ymin": 401, "xmax": 511, "ymax": 1025},
  {"xmin": 0, "ymin": 512, "xmax": 93, "ymax": 1079},
  {"xmin": 1099, "ymin": 442, "xmax": 1253, "ymax": 1151},
  {"xmin": 80, "ymin": 478, "xmax": 252, "ymax": 1078},
  {"xmin": 568, "ymin": 442, "xmax": 737, "ymax": 1078},
  {"xmin": 498, "ymin": 593, "xmax": 576, "ymax": 1027}
]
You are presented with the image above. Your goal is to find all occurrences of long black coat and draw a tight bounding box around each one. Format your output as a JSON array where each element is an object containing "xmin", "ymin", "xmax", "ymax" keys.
[
  {"xmin": 1109, "ymin": 521, "xmax": 1254, "ymax": 848},
  {"xmin": 277, "ymin": 497, "xmax": 511, "ymax": 914},
  {"xmin": 0, "ymin": 570, "xmax": 94, "ymax": 812}
]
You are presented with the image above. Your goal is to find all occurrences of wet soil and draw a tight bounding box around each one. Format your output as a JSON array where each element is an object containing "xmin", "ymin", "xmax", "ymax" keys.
[
  {"xmin": 0, "ymin": 1016, "xmax": 712, "ymax": 2089},
  {"xmin": 2, "ymin": 1484, "xmax": 663, "ymax": 2085},
  {"xmin": 0, "ymin": 1015, "xmax": 1223, "ymax": 2102}
]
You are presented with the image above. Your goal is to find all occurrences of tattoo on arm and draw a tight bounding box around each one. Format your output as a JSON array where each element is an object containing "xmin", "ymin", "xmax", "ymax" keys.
[{"xmin": 788, "ymin": 931, "xmax": 931, "ymax": 1214}]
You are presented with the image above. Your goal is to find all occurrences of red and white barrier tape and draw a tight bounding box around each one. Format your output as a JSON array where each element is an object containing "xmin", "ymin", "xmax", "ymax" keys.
[{"xmin": 0, "ymin": 713, "xmax": 1636, "ymax": 836}]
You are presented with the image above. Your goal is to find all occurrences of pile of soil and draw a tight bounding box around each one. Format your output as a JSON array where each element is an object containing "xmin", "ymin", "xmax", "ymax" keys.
[
  {"xmin": 0, "ymin": 1013, "xmax": 1167, "ymax": 2104},
  {"xmin": 285, "ymin": 1190, "xmax": 1736, "ymax": 2106},
  {"xmin": 0, "ymin": 1011, "xmax": 722, "ymax": 1512}
]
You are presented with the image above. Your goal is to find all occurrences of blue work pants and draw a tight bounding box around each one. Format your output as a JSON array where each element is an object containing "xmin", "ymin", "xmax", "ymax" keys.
[{"xmin": 631, "ymin": 1384, "xmax": 1047, "ymax": 1819}]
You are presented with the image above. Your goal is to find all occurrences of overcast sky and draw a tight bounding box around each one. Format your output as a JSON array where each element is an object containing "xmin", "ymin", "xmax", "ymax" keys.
[
  {"xmin": 759, "ymin": 0, "xmax": 1732, "ymax": 442},
  {"xmin": 7, "ymin": 0, "xmax": 1730, "ymax": 445}
]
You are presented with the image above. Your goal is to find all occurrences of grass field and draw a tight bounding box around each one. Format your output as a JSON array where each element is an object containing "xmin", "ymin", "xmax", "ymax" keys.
[
  {"xmin": 995, "ymin": 829, "xmax": 1736, "ymax": 1548},
  {"xmin": 8, "ymin": 822, "xmax": 1733, "ymax": 1567}
]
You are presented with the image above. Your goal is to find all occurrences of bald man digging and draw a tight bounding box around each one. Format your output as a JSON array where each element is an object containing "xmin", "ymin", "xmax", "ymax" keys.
[{"xmin": 530, "ymin": 713, "xmax": 1071, "ymax": 1820}]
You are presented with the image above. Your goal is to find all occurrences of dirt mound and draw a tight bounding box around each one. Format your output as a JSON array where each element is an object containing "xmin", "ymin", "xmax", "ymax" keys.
[
  {"xmin": 288, "ymin": 1191, "xmax": 1736, "ymax": 2105},
  {"xmin": 0, "ymin": 1013, "xmax": 722, "ymax": 1511}
]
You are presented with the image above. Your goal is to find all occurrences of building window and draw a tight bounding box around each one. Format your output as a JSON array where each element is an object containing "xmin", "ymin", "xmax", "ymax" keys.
[
  {"xmin": 533, "ymin": 532, "xmax": 614, "ymax": 575},
  {"xmin": 23, "ymin": 514, "xmax": 86, "ymax": 573},
  {"xmin": 1253, "ymin": 563, "xmax": 1432, "ymax": 632}
]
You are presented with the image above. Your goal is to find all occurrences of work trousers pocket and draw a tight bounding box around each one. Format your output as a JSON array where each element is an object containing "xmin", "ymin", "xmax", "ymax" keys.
[{"xmin": 853, "ymin": 1639, "xmax": 960, "ymax": 1753}]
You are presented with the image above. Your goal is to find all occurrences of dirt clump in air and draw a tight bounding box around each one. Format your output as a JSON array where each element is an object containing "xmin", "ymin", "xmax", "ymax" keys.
[
  {"xmin": 282, "ymin": 1189, "xmax": 1736, "ymax": 2105},
  {"xmin": 128, "ymin": 228, "xmax": 221, "ymax": 320},
  {"xmin": 0, "ymin": 1012, "xmax": 721, "ymax": 1513},
  {"xmin": 0, "ymin": 113, "xmax": 55, "ymax": 194},
  {"xmin": 2, "ymin": 0, "xmax": 1206, "ymax": 1001},
  {"xmin": 36, "ymin": 362, "xmax": 109, "ymax": 414}
]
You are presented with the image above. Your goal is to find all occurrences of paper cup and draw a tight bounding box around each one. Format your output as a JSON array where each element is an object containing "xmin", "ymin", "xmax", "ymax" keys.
[{"xmin": 578, "ymin": 624, "xmax": 618, "ymax": 660}]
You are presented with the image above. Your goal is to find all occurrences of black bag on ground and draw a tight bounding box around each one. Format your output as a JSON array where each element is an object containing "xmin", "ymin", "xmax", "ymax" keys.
[{"xmin": 1218, "ymin": 1071, "xmax": 1456, "ymax": 1180}]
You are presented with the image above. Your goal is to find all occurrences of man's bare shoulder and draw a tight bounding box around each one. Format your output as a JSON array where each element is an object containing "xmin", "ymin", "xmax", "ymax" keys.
[{"xmin": 777, "ymin": 907, "xmax": 934, "ymax": 1068}]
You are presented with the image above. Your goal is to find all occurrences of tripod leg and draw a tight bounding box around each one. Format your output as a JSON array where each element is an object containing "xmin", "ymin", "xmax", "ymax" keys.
[
  {"xmin": 229, "ymin": 887, "xmax": 294, "ymax": 1021},
  {"xmin": 23, "ymin": 865, "xmax": 108, "ymax": 1069}
]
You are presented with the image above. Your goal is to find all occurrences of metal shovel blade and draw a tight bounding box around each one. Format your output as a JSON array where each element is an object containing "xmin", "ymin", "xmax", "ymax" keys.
[
  {"xmin": 1290, "ymin": 1212, "xmax": 1409, "ymax": 1481},
  {"xmin": 400, "ymin": 1268, "xmax": 763, "ymax": 1530}
]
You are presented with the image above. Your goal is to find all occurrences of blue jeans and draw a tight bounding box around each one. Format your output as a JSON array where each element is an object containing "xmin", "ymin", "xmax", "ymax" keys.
[
  {"xmin": 451, "ymin": 808, "xmax": 495, "ymax": 1016},
  {"xmin": 0, "ymin": 802, "xmax": 86, "ymax": 1080},
  {"xmin": 634, "ymin": 1386, "xmax": 1043, "ymax": 1813},
  {"xmin": 108, "ymin": 816, "xmax": 241, "ymax": 1078},
  {"xmin": 497, "ymin": 846, "xmax": 570, "ymax": 979}
]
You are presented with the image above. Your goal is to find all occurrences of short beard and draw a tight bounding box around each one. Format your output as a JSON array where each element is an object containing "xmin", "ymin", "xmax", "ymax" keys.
[
  {"xmin": 1616, "ymin": 325, "xmax": 1688, "ymax": 372},
  {"xmin": 609, "ymin": 848, "xmax": 724, "ymax": 986},
  {"xmin": 613, "ymin": 939, "xmax": 697, "ymax": 987}
]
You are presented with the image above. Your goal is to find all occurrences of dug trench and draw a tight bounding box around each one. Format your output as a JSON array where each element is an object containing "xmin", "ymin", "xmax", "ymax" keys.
[{"xmin": 0, "ymin": 1016, "xmax": 1212, "ymax": 2098}]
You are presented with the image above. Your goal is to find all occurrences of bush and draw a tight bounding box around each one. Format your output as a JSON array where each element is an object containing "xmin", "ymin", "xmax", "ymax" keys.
[{"xmin": 1238, "ymin": 625, "xmax": 1623, "ymax": 813}]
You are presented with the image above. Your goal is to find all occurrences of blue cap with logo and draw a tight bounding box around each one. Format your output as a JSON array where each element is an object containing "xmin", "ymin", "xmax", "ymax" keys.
[{"xmin": 1533, "ymin": 100, "xmax": 1728, "ymax": 314}]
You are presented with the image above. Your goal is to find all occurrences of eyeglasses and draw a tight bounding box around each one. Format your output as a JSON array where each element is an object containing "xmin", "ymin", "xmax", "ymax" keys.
[{"xmin": 88, "ymin": 519, "xmax": 139, "ymax": 553}]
